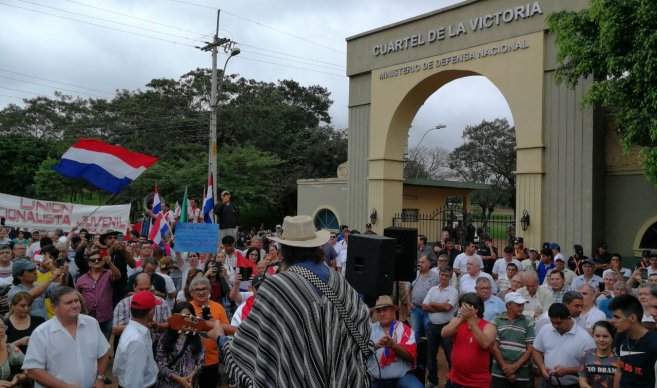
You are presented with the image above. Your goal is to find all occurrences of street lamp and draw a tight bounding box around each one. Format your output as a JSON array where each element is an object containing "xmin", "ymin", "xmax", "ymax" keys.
[
  {"xmin": 408, "ymin": 124, "xmax": 446, "ymax": 178},
  {"xmin": 209, "ymin": 46, "xmax": 240, "ymax": 204}
]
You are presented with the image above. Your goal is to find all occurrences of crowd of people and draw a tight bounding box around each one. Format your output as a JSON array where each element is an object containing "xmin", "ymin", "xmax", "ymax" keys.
[
  {"xmin": 0, "ymin": 217, "xmax": 282, "ymax": 388},
  {"xmin": 0, "ymin": 213, "xmax": 656, "ymax": 387},
  {"xmin": 397, "ymin": 233, "xmax": 657, "ymax": 388}
]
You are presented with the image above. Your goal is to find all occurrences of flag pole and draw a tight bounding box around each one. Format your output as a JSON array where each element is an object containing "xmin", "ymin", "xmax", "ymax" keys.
[{"xmin": 74, "ymin": 192, "xmax": 118, "ymax": 230}]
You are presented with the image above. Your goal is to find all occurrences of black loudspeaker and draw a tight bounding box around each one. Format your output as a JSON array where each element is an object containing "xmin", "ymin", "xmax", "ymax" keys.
[
  {"xmin": 384, "ymin": 226, "xmax": 418, "ymax": 282},
  {"xmin": 345, "ymin": 235, "xmax": 395, "ymax": 297}
]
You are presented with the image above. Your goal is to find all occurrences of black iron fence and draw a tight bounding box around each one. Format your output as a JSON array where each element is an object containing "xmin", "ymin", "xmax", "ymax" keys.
[{"xmin": 392, "ymin": 207, "xmax": 516, "ymax": 253}]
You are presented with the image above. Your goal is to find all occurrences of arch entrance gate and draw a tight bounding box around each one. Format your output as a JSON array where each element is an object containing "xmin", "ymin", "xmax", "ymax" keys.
[{"xmin": 345, "ymin": 0, "xmax": 602, "ymax": 250}]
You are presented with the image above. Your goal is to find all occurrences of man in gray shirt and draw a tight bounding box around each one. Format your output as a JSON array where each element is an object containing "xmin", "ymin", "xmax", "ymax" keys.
[{"xmin": 405, "ymin": 255, "xmax": 439, "ymax": 342}]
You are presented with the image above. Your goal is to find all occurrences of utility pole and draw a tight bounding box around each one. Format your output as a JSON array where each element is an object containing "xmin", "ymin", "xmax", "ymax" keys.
[{"xmin": 200, "ymin": 10, "xmax": 230, "ymax": 214}]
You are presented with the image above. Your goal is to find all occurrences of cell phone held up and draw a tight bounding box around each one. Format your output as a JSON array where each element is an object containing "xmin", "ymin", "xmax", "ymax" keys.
[
  {"xmin": 201, "ymin": 305, "xmax": 211, "ymax": 320},
  {"xmin": 239, "ymin": 267, "xmax": 252, "ymax": 280},
  {"xmin": 641, "ymin": 268, "xmax": 648, "ymax": 280}
]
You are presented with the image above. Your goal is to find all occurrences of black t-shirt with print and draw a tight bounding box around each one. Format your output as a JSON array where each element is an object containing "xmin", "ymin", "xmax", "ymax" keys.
[{"xmin": 613, "ymin": 330, "xmax": 657, "ymax": 387}]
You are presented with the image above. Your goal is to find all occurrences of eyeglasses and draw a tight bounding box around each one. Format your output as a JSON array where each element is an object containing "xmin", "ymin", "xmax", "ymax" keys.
[
  {"xmin": 0, "ymin": 326, "xmax": 6, "ymax": 331},
  {"xmin": 192, "ymin": 287, "xmax": 209, "ymax": 293}
]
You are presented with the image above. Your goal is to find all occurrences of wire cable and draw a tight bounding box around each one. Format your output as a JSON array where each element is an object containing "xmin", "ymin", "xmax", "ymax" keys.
[
  {"xmin": 235, "ymin": 56, "xmax": 345, "ymax": 77},
  {"xmin": 63, "ymin": 0, "xmax": 208, "ymax": 37},
  {"xmin": 15, "ymin": 0, "xmax": 206, "ymax": 44},
  {"xmin": 0, "ymin": 68, "xmax": 114, "ymax": 95},
  {"xmin": 170, "ymin": 0, "xmax": 345, "ymax": 54},
  {"xmin": 0, "ymin": 2, "xmax": 197, "ymax": 47}
]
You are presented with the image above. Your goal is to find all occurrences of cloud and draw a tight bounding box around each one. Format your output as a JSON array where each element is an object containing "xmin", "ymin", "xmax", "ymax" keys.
[{"xmin": 0, "ymin": 0, "xmax": 511, "ymax": 143}]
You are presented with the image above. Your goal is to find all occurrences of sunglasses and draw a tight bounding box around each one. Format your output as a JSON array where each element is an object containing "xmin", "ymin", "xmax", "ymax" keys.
[{"xmin": 89, "ymin": 257, "xmax": 102, "ymax": 263}]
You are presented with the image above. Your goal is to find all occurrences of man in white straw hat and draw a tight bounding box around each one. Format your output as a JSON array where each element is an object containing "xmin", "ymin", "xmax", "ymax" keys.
[
  {"xmin": 208, "ymin": 215, "xmax": 374, "ymax": 387},
  {"xmin": 367, "ymin": 295, "xmax": 423, "ymax": 387}
]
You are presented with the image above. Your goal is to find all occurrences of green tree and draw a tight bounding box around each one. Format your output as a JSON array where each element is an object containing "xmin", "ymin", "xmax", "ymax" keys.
[
  {"xmin": 448, "ymin": 118, "xmax": 516, "ymax": 212},
  {"xmin": 0, "ymin": 69, "xmax": 345, "ymax": 220},
  {"xmin": 34, "ymin": 158, "xmax": 74, "ymax": 201},
  {"xmin": 0, "ymin": 134, "xmax": 58, "ymax": 196},
  {"xmin": 547, "ymin": 0, "xmax": 657, "ymax": 182}
]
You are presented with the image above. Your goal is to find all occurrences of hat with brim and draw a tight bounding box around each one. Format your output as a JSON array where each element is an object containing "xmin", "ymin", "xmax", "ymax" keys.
[
  {"xmin": 269, "ymin": 215, "xmax": 330, "ymax": 248},
  {"xmin": 371, "ymin": 295, "xmax": 398, "ymax": 310},
  {"xmin": 12, "ymin": 259, "xmax": 36, "ymax": 277},
  {"xmin": 131, "ymin": 291, "xmax": 162, "ymax": 310},
  {"xmin": 99, "ymin": 230, "xmax": 120, "ymax": 245},
  {"xmin": 505, "ymin": 292, "xmax": 529, "ymax": 305}
]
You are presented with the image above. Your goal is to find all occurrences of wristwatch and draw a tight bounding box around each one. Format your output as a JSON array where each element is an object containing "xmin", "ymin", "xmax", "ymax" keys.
[{"xmin": 96, "ymin": 374, "xmax": 106, "ymax": 381}]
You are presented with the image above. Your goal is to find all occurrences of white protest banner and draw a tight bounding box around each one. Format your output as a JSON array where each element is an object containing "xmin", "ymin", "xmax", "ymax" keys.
[{"xmin": 0, "ymin": 193, "xmax": 131, "ymax": 234}]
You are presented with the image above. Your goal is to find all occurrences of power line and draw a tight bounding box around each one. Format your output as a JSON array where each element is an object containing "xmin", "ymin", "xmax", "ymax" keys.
[
  {"xmin": 239, "ymin": 48, "xmax": 344, "ymax": 71},
  {"xmin": 0, "ymin": 68, "xmax": 114, "ymax": 95},
  {"xmin": 235, "ymin": 56, "xmax": 345, "ymax": 78},
  {"xmin": 15, "ymin": 0, "xmax": 206, "ymax": 44},
  {"xmin": 0, "ymin": 2, "xmax": 197, "ymax": 47},
  {"xmin": 63, "ymin": 0, "xmax": 208, "ymax": 37},
  {"xmin": 0, "ymin": 93, "xmax": 27, "ymax": 100},
  {"xmin": 171, "ymin": 0, "xmax": 346, "ymax": 54},
  {"xmin": 237, "ymin": 42, "xmax": 344, "ymax": 68},
  {"xmin": 0, "ymin": 86, "xmax": 42, "ymax": 96},
  {"xmin": 0, "ymin": 75, "xmax": 107, "ymax": 99}
]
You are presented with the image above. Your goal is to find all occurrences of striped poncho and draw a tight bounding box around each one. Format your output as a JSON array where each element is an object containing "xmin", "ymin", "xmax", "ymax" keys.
[{"xmin": 222, "ymin": 264, "xmax": 373, "ymax": 387}]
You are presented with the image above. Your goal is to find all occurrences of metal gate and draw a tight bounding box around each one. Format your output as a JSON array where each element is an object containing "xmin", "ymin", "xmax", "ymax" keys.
[{"xmin": 392, "ymin": 207, "xmax": 516, "ymax": 253}]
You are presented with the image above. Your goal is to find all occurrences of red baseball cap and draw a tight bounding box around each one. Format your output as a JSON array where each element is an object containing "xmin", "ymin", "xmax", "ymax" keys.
[{"xmin": 131, "ymin": 291, "xmax": 161, "ymax": 310}]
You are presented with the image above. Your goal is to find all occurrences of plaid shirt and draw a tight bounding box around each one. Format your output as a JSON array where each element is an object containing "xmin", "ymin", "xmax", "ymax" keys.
[
  {"xmin": 549, "ymin": 285, "xmax": 572, "ymax": 304},
  {"xmin": 113, "ymin": 294, "xmax": 171, "ymax": 342}
]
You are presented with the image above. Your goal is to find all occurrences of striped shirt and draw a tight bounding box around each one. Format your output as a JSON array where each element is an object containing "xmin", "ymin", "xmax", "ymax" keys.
[
  {"xmin": 491, "ymin": 313, "xmax": 535, "ymax": 381},
  {"xmin": 222, "ymin": 264, "xmax": 373, "ymax": 387}
]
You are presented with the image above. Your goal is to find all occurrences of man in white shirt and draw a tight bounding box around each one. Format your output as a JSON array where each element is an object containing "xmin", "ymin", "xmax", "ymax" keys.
[
  {"xmin": 113, "ymin": 290, "xmax": 160, "ymax": 388},
  {"xmin": 422, "ymin": 266, "xmax": 458, "ymax": 388},
  {"xmin": 532, "ymin": 302, "xmax": 595, "ymax": 387},
  {"xmin": 24, "ymin": 286, "xmax": 110, "ymax": 388},
  {"xmin": 577, "ymin": 284, "xmax": 606, "ymax": 332},
  {"xmin": 452, "ymin": 242, "xmax": 483, "ymax": 276},
  {"xmin": 460, "ymin": 256, "xmax": 497, "ymax": 294},
  {"xmin": 0, "ymin": 245, "xmax": 13, "ymax": 286},
  {"xmin": 516, "ymin": 272, "xmax": 554, "ymax": 320},
  {"xmin": 492, "ymin": 246, "xmax": 524, "ymax": 279}
]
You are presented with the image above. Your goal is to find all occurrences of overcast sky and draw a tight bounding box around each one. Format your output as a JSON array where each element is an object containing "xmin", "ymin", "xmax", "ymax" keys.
[{"xmin": 0, "ymin": 0, "xmax": 512, "ymax": 150}]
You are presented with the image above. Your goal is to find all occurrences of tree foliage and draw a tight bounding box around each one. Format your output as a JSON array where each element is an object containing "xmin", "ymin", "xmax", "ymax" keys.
[
  {"xmin": 448, "ymin": 118, "xmax": 516, "ymax": 212},
  {"xmin": 547, "ymin": 0, "xmax": 657, "ymax": 183},
  {"xmin": 0, "ymin": 69, "xmax": 345, "ymax": 220},
  {"xmin": 404, "ymin": 146, "xmax": 455, "ymax": 180}
]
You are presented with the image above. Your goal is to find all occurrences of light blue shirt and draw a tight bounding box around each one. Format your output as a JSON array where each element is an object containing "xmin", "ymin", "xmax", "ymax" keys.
[{"xmin": 483, "ymin": 295, "xmax": 506, "ymax": 322}]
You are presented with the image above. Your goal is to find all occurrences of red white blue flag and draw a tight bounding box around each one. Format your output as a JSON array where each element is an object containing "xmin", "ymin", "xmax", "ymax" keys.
[
  {"xmin": 202, "ymin": 176, "xmax": 214, "ymax": 223},
  {"xmin": 148, "ymin": 185, "xmax": 171, "ymax": 247},
  {"xmin": 52, "ymin": 138, "xmax": 158, "ymax": 193}
]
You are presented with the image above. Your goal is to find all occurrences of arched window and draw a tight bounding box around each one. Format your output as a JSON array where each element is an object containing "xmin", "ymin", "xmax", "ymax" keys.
[
  {"xmin": 639, "ymin": 221, "xmax": 657, "ymax": 249},
  {"xmin": 314, "ymin": 209, "xmax": 339, "ymax": 230}
]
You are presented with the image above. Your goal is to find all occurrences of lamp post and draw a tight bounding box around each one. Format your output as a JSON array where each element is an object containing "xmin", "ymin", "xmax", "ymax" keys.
[
  {"xmin": 208, "ymin": 46, "xmax": 240, "ymax": 205},
  {"xmin": 408, "ymin": 124, "xmax": 446, "ymax": 178}
]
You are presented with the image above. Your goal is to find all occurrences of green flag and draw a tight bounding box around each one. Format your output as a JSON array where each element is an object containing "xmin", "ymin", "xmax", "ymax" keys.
[{"xmin": 180, "ymin": 186, "xmax": 188, "ymax": 222}]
